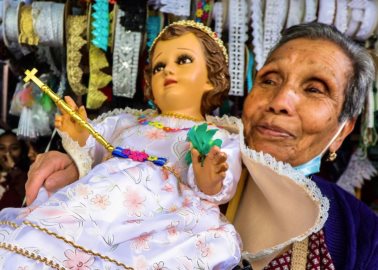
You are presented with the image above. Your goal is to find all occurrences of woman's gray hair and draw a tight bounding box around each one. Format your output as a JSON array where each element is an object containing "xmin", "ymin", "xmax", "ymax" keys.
[{"xmin": 268, "ymin": 22, "xmax": 376, "ymax": 122}]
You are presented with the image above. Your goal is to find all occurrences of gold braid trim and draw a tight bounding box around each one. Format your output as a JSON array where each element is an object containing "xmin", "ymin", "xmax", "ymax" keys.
[
  {"xmin": 86, "ymin": 44, "xmax": 112, "ymax": 109},
  {"xmin": 66, "ymin": 15, "xmax": 88, "ymax": 96},
  {"xmin": 23, "ymin": 221, "xmax": 134, "ymax": 270},
  {"xmin": 0, "ymin": 221, "xmax": 20, "ymax": 228},
  {"xmin": 0, "ymin": 242, "xmax": 66, "ymax": 270},
  {"xmin": 18, "ymin": 5, "xmax": 39, "ymax": 45},
  {"xmin": 291, "ymin": 237, "xmax": 309, "ymax": 270}
]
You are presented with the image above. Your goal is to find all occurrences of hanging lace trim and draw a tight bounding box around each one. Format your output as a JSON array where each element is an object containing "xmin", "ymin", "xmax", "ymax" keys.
[
  {"xmin": 285, "ymin": 0, "xmax": 305, "ymax": 28},
  {"xmin": 31, "ymin": 2, "xmax": 65, "ymax": 47},
  {"xmin": 236, "ymin": 120, "xmax": 330, "ymax": 260},
  {"xmin": 317, "ymin": 0, "xmax": 335, "ymax": 25},
  {"xmin": 345, "ymin": 0, "xmax": 364, "ymax": 37},
  {"xmin": 334, "ymin": 0, "xmax": 348, "ymax": 33},
  {"xmin": 263, "ymin": 0, "xmax": 289, "ymax": 64},
  {"xmin": 212, "ymin": 1, "xmax": 223, "ymax": 39},
  {"xmin": 337, "ymin": 148, "xmax": 377, "ymax": 194},
  {"xmin": 354, "ymin": 0, "xmax": 378, "ymax": 40},
  {"xmin": 303, "ymin": 0, "xmax": 318, "ymax": 23},
  {"xmin": 250, "ymin": 0, "xmax": 265, "ymax": 70},
  {"xmin": 228, "ymin": 0, "xmax": 248, "ymax": 96},
  {"xmin": 159, "ymin": 0, "xmax": 191, "ymax": 16},
  {"xmin": 112, "ymin": 9, "xmax": 142, "ymax": 98}
]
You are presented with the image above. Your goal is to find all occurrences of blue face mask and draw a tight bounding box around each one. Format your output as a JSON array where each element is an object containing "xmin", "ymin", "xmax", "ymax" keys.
[
  {"xmin": 294, "ymin": 154, "xmax": 322, "ymax": 176},
  {"xmin": 294, "ymin": 121, "xmax": 347, "ymax": 177}
]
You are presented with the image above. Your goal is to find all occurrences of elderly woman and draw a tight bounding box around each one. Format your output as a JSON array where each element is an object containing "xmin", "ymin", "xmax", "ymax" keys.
[{"xmin": 24, "ymin": 23, "xmax": 377, "ymax": 269}]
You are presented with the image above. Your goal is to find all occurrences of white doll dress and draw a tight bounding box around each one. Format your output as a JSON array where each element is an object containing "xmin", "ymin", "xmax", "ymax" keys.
[{"xmin": 0, "ymin": 109, "xmax": 242, "ymax": 270}]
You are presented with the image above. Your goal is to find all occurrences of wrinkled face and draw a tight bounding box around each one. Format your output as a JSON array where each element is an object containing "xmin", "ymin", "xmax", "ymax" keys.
[
  {"xmin": 151, "ymin": 33, "xmax": 213, "ymax": 114},
  {"xmin": 242, "ymin": 38, "xmax": 353, "ymax": 166},
  {"xmin": 0, "ymin": 134, "xmax": 22, "ymax": 163}
]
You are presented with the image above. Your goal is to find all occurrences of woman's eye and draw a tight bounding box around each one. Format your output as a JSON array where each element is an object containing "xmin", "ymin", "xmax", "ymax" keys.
[
  {"xmin": 262, "ymin": 79, "xmax": 275, "ymax": 85},
  {"xmin": 152, "ymin": 63, "xmax": 165, "ymax": 74},
  {"xmin": 177, "ymin": 55, "xmax": 193, "ymax": 65},
  {"xmin": 306, "ymin": 87, "xmax": 323, "ymax": 94}
]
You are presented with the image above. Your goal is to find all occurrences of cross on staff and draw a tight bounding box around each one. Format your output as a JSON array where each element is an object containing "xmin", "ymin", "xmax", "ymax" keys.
[{"xmin": 23, "ymin": 68, "xmax": 115, "ymax": 153}]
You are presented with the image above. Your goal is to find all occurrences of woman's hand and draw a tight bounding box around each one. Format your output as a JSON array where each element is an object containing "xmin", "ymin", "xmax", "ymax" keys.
[
  {"xmin": 55, "ymin": 96, "xmax": 89, "ymax": 146},
  {"xmin": 25, "ymin": 151, "xmax": 79, "ymax": 205},
  {"xmin": 192, "ymin": 146, "xmax": 228, "ymax": 195}
]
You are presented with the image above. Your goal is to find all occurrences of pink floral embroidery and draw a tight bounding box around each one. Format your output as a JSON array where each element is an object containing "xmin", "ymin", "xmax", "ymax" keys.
[
  {"xmin": 167, "ymin": 222, "xmax": 179, "ymax": 239},
  {"xmin": 123, "ymin": 188, "xmax": 145, "ymax": 216},
  {"xmin": 131, "ymin": 232, "xmax": 152, "ymax": 252},
  {"xmin": 182, "ymin": 196, "xmax": 193, "ymax": 208},
  {"xmin": 91, "ymin": 194, "xmax": 110, "ymax": 209},
  {"xmin": 146, "ymin": 129, "xmax": 166, "ymax": 140},
  {"xmin": 63, "ymin": 248, "xmax": 94, "ymax": 270},
  {"xmin": 153, "ymin": 261, "xmax": 168, "ymax": 270},
  {"xmin": 196, "ymin": 238, "xmax": 211, "ymax": 257},
  {"xmin": 76, "ymin": 184, "xmax": 91, "ymax": 198},
  {"xmin": 162, "ymin": 183, "xmax": 173, "ymax": 192},
  {"xmin": 133, "ymin": 255, "xmax": 149, "ymax": 270}
]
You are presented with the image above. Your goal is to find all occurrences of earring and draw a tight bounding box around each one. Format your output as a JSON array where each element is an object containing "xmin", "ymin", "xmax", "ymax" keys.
[
  {"xmin": 147, "ymin": 99, "xmax": 156, "ymax": 109},
  {"xmin": 327, "ymin": 151, "xmax": 337, "ymax": 162}
]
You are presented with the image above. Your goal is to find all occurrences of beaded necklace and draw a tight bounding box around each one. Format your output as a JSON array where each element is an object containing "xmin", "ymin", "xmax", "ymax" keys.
[{"xmin": 137, "ymin": 113, "xmax": 204, "ymax": 132}]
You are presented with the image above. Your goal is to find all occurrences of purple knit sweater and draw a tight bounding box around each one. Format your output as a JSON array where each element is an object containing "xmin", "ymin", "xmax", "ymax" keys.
[{"xmin": 312, "ymin": 175, "xmax": 378, "ymax": 269}]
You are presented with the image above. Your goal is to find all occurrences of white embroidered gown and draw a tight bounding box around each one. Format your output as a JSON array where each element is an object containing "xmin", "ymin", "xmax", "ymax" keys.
[{"xmin": 0, "ymin": 110, "xmax": 242, "ymax": 269}]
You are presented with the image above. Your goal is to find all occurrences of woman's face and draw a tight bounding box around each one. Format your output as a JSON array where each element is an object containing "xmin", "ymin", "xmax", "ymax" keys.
[
  {"xmin": 243, "ymin": 38, "xmax": 354, "ymax": 166},
  {"xmin": 0, "ymin": 134, "xmax": 22, "ymax": 163},
  {"xmin": 151, "ymin": 33, "xmax": 213, "ymax": 116}
]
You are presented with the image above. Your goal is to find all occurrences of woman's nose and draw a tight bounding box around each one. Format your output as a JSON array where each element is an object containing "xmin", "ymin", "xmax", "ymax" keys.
[{"xmin": 267, "ymin": 85, "xmax": 298, "ymax": 115}]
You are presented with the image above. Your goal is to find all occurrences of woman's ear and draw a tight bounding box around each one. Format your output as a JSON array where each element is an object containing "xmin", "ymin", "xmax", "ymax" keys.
[
  {"xmin": 329, "ymin": 118, "xmax": 356, "ymax": 152},
  {"xmin": 204, "ymin": 80, "xmax": 214, "ymax": 92}
]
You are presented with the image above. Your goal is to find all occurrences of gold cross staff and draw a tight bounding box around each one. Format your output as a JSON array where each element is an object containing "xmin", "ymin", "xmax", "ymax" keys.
[{"xmin": 24, "ymin": 68, "xmax": 115, "ymax": 153}]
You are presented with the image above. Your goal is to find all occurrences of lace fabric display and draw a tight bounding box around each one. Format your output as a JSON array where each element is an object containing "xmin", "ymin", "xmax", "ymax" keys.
[
  {"xmin": 31, "ymin": 1, "xmax": 65, "ymax": 47},
  {"xmin": 212, "ymin": 1, "xmax": 223, "ymax": 38},
  {"xmin": 66, "ymin": 15, "xmax": 88, "ymax": 96},
  {"xmin": 112, "ymin": 8, "xmax": 142, "ymax": 98},
  {"xmin": 303, "ymin": 0, "xmax": 318, "ymax": 22},
  {"xmin": 159, "ymin": 0, "xmax": 191, "ymax": 17},
  {"xmin": 317, "ymin": 0, "xmax": 335, "ymax": 25},
  {"xmin": 2, "ymin": 0, "xmax": 23, "ymax": 58},
  {"xmin": 250, "ymin": 0, "xmax": 265, "ymax": 70},
  {"xmin": 228, "ymin": 0, "xmax": 248, "ymax": 96},
  {"xmin": 334, "ymin": 0, "xmax": 348, "ymax": 33},
  {"xmin": 263, "ymin": 0, "xmax": 288, "ymax": 64},
  {"xmin": 285, "ymin": 0, "xmax": 305, "ymax": 29},
  {"xmin": 354, "ymin": 0, "xmax": 378, "ymax": 40}
]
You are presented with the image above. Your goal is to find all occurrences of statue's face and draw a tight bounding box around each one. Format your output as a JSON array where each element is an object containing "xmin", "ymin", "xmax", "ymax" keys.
[{"xmin": 151, "ymin": 33, "xmax": 213, "ymax": 115}]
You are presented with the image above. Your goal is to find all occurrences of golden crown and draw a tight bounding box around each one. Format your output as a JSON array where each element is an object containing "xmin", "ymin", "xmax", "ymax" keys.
[{"xmin": 150, "ymin": 20, "xmax": 228, "ymax": 63}]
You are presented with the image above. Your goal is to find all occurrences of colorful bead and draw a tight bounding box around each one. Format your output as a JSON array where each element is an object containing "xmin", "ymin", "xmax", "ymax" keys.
[{"xmin": 112, "ymin": 147, "xmax": 167, "ymax": 167}]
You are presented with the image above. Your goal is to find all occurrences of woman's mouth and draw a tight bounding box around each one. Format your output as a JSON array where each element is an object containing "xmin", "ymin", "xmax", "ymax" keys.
[{"xmin": 256, "ymin": 123, "xmax": 294, "ymax": 138}]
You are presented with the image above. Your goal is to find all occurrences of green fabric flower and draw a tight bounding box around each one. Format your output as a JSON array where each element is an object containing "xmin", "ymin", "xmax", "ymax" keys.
[{"xmin": 185, "ymin": 123, "xmax": 222, "ymax": 166}]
